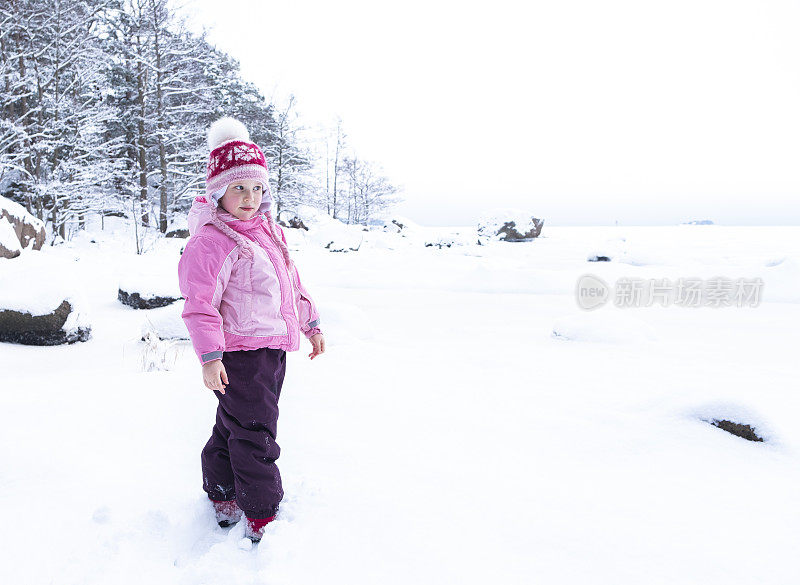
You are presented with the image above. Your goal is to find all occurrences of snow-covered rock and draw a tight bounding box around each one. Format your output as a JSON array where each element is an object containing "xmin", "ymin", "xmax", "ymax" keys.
[
  {"xmin": 0, "ymin": 299, "xmax": 91, "ymax": 345},
  {"xmin": 686, "ymin": 401, "xmax": 777, "ymax": 444},
  {"xmin": 165, "ymin": 211, "xmax": 190, "ymax": 238},
  {"xmin": 477, "ymin": 208, "xmax": 544, "ymax": 243},
  {"xmin": 119, "ymin": 288, "xmax": 182, "ymax": 310},
  {"xmin": 307, "ymin": 220, "xmax": 364, "ymax": 253},
  {"xmin": 586, "ymin": 236, "xmax": 626, "ymax": 262},
  {"xmin": 118, "ymin": 269, "xmax": 182, "ymax": 309},
  {"xmin": 278, "ymin": 205, "xmax": 329, "ymax": 231},
  {"xmin": 353, "ymin": 227, "xmax": 420, "ymax": 250},
  {"xmin": 424, "ymin": 232, "xmax": 474, "ymax": 249},
  {"xmin": 0, "ymin": 240, "xmax": 94, "ymax": 347},
  {"xmin": 139, "ymin": 301, "xmax": 189, "ymax": 341},
  {"xmin": 0, "ymin": 194, "xmax": 46, "ymax": 257},
  {"xmin": 381, "ymin": 215, "xmax": 421, "ymax": 235},
  {"xmin": 165, "ymin": 228, "xmax": 189, "ymax": 239},
  {"xmin": 585, "ymin": 235, "xmax": 668, "ymax": 266},
  {"xmin": 424, "ymin": 236, "xmax": 457, "ymax": 249},
  {"xmin": 278, "ymin": 209, "xmax": 310, "ymax": 231}
]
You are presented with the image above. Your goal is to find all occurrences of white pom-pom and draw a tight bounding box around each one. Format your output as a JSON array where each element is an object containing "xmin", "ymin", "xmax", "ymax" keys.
[{"xmin": 207, "ymin": 116, "xmax": 250, "ymax": 151}]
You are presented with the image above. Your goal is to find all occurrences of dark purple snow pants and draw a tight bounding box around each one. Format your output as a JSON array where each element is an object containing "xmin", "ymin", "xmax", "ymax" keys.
[{"xmin": 201, "ymin": 347, "xmax": 286, "ymax": 519}]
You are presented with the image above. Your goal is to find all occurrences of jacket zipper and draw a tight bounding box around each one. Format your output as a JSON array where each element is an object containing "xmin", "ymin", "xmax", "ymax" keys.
[{"xmin": 246, "ymin": 229, "xmax": 295, "ymax": 340}]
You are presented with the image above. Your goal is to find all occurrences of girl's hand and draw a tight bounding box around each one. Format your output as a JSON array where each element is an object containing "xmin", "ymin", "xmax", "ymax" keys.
[
  {"xmin": 202, "ymin": 360, "xmax": 229, "ymax": 394},
  {"xmin": 309, "ymin": 333, "xmax": 325, "ymax": 360}
]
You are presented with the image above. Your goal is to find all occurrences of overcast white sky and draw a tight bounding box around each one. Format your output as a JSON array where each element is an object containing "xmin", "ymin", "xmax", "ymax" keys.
[{"xmin": 185, "ymin": 0, "xmax": 800, "ymax": 226}]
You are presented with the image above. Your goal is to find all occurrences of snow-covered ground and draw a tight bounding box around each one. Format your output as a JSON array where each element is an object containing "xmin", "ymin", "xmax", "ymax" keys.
[{"xmin": 1, "ymin": 219, "xmax": 799, "ymax": 584}]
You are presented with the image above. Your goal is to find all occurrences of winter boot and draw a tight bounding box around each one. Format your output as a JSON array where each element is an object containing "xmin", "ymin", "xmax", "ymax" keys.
[
  {"xmin": 243, "ymin": 515, "xmax": 276, "ymax": 543},
  {"xmin": 212, "ymin": 499, "xmax": 243, "ymax": 527}
]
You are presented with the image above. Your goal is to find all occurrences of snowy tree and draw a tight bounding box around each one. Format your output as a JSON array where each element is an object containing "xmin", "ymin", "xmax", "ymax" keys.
[
  {"xmin": 341, "ymin": 156, "xmax": 401, "ymax": 226},
  {"xmin": 105, "ymin": 1, "xmax": 274, "ymax": 247},
  {"xmin": 1, "ymin": 0, "xmax": 398, "ymax": 247},
  {"xmin": 318, "ymin": 117, "xmax": 347, "ymax": 220},
  {"xmin": 264, "ymin": 94, "xmax": 314, "ymax": 216},
  {"xmin": 0, "ymin": 0, "xmax": 124, "ymax": 240}
]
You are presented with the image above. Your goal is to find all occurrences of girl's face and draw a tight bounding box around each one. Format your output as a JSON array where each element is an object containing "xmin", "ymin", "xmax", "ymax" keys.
[{"xmin": 218, "ymin": 179, "xmax": 263, "ymax": 220}]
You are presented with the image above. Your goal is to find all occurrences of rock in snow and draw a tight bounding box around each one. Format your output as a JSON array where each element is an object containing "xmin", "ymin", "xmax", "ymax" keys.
[
  {"xmin": 708, "ymin": 419, "xmax": 764, "ymax": 442},
  {"xmin": 279, "ymin": 205, "xmax": 327, "ymax": 231},
  {"xmin": 166, "ymin": 214, "xmax": 190, "ymax": 238},
  {"xmin": 424, "ymin": 232, "xmax": 474, "ymax": 249},
  {"xmin": 688, "ymin": 401, "xmax": 776, "ymax": 443},
  {"xmin": 0, "ymin": 194, "xmax": 46, "ymax": 257},
  {"xmin": 277, "ymin": 205, "xmax": 364, "ymax": 252},
  {"xmin": 165, "ymin": 228, "xmax": 189, "ymax": 239},
  {"xmin": 118, "ymin": 288, "xmax": 182, "ymax": 310},
  {"xmin": 477, "ymin": 208, "xmax": 544, "ymax": 243},
  {"xmin": 277, "ymin": 209, "xmax": 310, "ymax": 231},
  {"xmin": 139, "ymin": 302, "xmax": 189, "ymax": 341},
  {"xmin": 0, "ymin": 253, "xmax": 92, "ymax": 344},
  {"xmin": 118, "ymin": 270, "xmax": 182, "ymax": 309},
  {"xmin": 586, "ymin": 236, "xmax": 626, "ymax": 262},
  {"xmin": 306, "ymin": 221, "xmax": 364, "ymax": 253},
  {"xmin": 0, "ymin": 299, "xmax": 91, "ymax": 345},
  {"xmin": 381, "ymin": 215, "xmax": 421, "ymax": 235}
]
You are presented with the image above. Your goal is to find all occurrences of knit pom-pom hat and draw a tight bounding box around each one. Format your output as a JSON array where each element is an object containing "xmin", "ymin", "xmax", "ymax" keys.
[
  {"xmin": 206, "ymin": 116, "xmax": 271, "ymax": 212},
  {"xmin": 204, "ymin": 116, "xmax": 294, "ymax": 270}
]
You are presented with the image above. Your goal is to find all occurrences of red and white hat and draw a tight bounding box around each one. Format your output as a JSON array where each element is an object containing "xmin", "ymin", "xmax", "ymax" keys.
[{"xmin": 205, "ymin": 117, "xmax": 272, "ymax": 213}]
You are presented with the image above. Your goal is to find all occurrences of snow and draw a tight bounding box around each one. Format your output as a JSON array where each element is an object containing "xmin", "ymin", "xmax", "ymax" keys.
[
  {"xmin": 61, "ymin": 297, "xmax": 91, "ymax": 335},
  {"xmin": 586, "ymin": 235, "xmax": 626, "ymax": 262},
  {"xmin": 118, "ymin": 262, "xmax": 181, "ymax": 300},
  {"xmin": 762, "ymin": 256, "xmax": 800, "ymax": 303},
  {"xmin": 0, "ymin": 251, "xmax": 90, "ymax": 317},
  {"xmin": 1, "ymin": 219, "xmax": 799, "ymax": 584},
  {"xmin": 0, "ymin": 216, "xmax": 20, "ymax": 253},
  {"xmin": 685, "ymin": 401, "xmax": 778, "ymax": 444},
  {"xmin": 586, "ymin": 234, "xmax": 677, "ymax": 265},
  {"xmin": 552, "ymin": 310, "xmax": 658, "ymax": 344},
  {"xmin": 281, "ymin": 207, "xmax": 368, "ymax": 252}
]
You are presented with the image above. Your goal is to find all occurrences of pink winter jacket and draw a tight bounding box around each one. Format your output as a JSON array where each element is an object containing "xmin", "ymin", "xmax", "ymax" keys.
[{"xmin": 177, "ymin": 196, "xmax": 322, "ymax": 365}]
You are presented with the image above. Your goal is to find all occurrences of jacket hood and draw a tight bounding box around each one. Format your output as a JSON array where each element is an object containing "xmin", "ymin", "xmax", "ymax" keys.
[
  {"xmin": 187, "ymin": 185, "xmax": 273, "ymax": 238},
  {"xmin": 186, "ymin": 185, "xmax": 295, "ymax": 267}
]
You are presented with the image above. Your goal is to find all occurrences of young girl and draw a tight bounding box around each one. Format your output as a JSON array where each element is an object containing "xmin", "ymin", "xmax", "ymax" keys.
[{"xmin": 178, "ymin": 116, "xmax": 325, "ymax": 543}]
